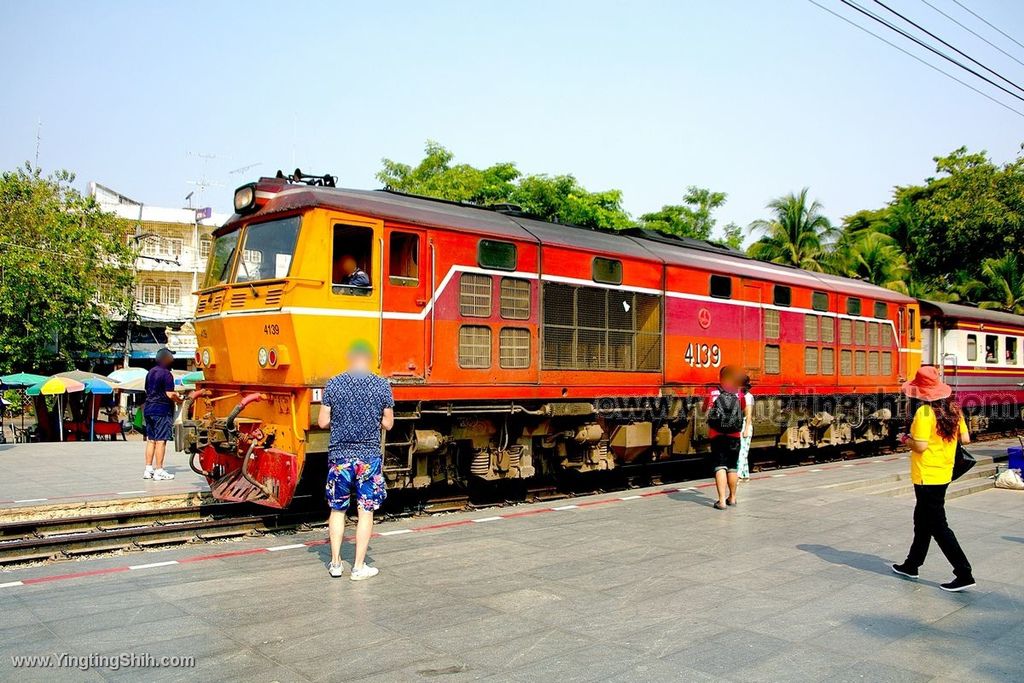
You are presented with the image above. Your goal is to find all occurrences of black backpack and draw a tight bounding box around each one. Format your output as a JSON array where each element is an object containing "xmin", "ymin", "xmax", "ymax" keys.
[{"xmin": 708, "ymin": 390, "xmax": 743, "ymax": 433}]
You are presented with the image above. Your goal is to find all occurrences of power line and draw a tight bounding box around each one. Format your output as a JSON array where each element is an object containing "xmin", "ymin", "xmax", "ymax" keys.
[
  {"xmin": 950, "ymin": 0, "xmax": 1024, "ymax": 53},
  {"xmin": 838, "ymin": 0, "xmax": 1024, "ymax": 105},
  {"xmin": 873, "ymin": 0, "xmax": 1024, "ymax": 96},
  {"xmin": 805, "ymin": 0, "xmax": 1024, "ymax": 118},
  {"xmin": 920, "ymin": 0, "xmax": 1024, "ymax": 69}
]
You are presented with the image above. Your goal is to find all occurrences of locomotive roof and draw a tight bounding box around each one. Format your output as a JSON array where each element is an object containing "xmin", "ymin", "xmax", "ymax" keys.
[
  {"xmin": 919, "ymin": 300, "xmax": 1024, "ymax": 328},
  {"xmin": 236, "ymin": 181, "xmax": 914, "ymax": 303}
]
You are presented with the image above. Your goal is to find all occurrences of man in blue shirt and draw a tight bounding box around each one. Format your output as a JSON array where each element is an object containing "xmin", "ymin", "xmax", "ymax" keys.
[
  {"xmin": 142, "ymin": 348, "xmax": 182, "ymax": 481},
  {"xmin": 317, "ymin": 339, "xmax": 394, "ymax": 581},
  {"xmin": 334, "ymin": 254, "xmax": 370, "ymax": 287}
]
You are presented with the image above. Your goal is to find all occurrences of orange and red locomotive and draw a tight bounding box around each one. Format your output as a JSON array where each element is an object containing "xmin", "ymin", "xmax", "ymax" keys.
[{"xmin": 176, "ymin": 174, "xmax": 922, "ymax": 508}]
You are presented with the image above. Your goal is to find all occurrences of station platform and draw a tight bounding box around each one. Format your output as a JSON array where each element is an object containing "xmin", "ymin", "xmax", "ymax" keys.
[
  {"xmin": 0, "ymin": 441, "xmax": 209, "ymax": 518},
  {"xmin": 0, "ymin": 440, "xmax": 1022, "ymax": 682}
]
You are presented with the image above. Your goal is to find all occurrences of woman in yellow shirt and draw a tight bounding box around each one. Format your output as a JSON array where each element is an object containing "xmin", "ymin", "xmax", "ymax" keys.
[{"xmin": 892, "ymin": 366, "xmax": 975, "ymax": 592}]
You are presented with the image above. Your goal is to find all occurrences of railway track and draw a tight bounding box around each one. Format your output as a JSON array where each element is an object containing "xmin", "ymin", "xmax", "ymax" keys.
[
  {"xmin": 2, "ymin": 432, "xmax": 1016, "ymax": 567},
  {"xmin": 0, "ymin": 502, "xmax": 323, "ymax": 566}
]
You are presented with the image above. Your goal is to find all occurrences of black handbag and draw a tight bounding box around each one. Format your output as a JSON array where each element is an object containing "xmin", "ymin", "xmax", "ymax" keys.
[{"xmin": 952, "ymin": 441, "xmax": 977, "ymax": 481}]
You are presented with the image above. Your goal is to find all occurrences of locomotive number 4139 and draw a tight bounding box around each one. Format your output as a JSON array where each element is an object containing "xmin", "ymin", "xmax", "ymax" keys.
[{"xmin": 684, "ymin": 343, "xmax": 721, "ymax": 368}]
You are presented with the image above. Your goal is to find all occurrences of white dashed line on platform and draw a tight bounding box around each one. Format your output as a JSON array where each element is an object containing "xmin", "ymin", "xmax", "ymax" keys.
[
  {"xmin": 472, "ymin": 517, "xmax": 502, "ymax": 523},
  {"xmin": 266, "ymin": 543, "xmax": 306, "ymax": 552},
  {"xmin": 810, "ymin": 469, "xmax": 823, "ymax": 472},
  {"xmin": 552, "ymin": 505, "xmax": 579, "ymax": 510},
  {"xmin": 379, "ymin": 529, "xmax": 414, "ymax": 536},
  {"xmin": 771, "ymin": 474, "xmax": 786, "ymax": 478},
  {"xmin": 620, "ymin": 495, "xmax": 642, "ymax": 500},
  {"xmin": 0, "ymin": 581, "xmax": 24, "ymax": 589},
  {"xmin": 128, "ymin": 561, "xmax": 179, "ymax": 570},
  {"xmin": 117, "ymin": 490, "xmax": 147, "ymax": 495},
  {"xmin": 13, "ymin": 498, "xmax": 48, "ymax": 503}
]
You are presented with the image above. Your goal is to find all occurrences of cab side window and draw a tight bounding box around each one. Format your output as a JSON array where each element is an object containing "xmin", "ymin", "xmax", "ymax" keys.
[
  {"xmin": 388, "ymin": 232, "xmax": 419, "ymax": 286},
  {"xmin": 333, "ymin": 225, "xmax": 373, "ymax": 296}
]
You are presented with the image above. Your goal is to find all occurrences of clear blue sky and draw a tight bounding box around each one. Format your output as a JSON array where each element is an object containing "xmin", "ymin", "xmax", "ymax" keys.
[{"xmin": 1, "ymin": 0, "xmax": 1022, "ymax": 239}]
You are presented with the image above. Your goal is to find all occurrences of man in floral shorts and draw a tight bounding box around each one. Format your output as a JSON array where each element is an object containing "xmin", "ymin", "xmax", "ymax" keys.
[{"xmin": 316, "ymin": 340, "xmax": 394, "ymax": 581}]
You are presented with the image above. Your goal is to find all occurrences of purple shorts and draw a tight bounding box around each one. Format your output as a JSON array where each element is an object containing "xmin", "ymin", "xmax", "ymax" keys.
[{"xmin": 325, "ymin": 456, "xmax": 387, "ymax": 512}]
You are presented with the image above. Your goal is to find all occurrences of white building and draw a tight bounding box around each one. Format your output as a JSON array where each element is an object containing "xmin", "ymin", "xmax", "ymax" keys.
[{"xmin": 89, "ymin": 182, "xmax": 229, "ymax": 362}]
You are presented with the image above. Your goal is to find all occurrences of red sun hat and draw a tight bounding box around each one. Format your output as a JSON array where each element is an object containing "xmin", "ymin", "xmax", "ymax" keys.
[{"xmin": 901, "ymin": 366, "xmax": 953, "ymax": 401}]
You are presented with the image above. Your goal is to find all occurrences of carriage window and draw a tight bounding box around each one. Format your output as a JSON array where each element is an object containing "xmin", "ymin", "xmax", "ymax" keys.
[
  {"xmin": 874, "ymin": 302, "xmax": 888, "ymax": 319},
  {"xmin": 458, "ymin": 326, "xmax": 491, "ymax": 368},
  {"xmin": 846, "ymin": 298, "xmax": 862, "ymax": 316},
  {"xmin": 235, "ymin": 216, "xmax": 302, "ymax": 284},
  {"xmin": 966, "ymin": 334, "xmax": 977, "ymax": 362},
  {"xmin": 499, "ymin": 328, "xmax": 531, "ymax": 368},
  {"xmin": 812, "ymin": 291, "xmax": 829, "ymax": 311},
  {"xmin": 388, "ymin": 232, "xmax": 419, "ymax": 286},
  {"xmin": 765, "ymin": 345, "xmax": 780, "ymax": 374},
  {"xmin": 459, "ymin": 273, "xmax": 492, "ymax": 317},
  {"xmin": 1008, "ymin": 337, "xmax": 1019, "ymax": 365},
  {"xmin": 332, "ymin": 224, "xmax": 373, "ymax": 295},
  {"xmin": 593, "ymin": 258, "xmax": 623, "ymax": 285},
  {"xmin": 909, "ymin": 309, "xmax": 917, "ymax": 341},
  {"xmin": 773, "ymin": 286, "xmax": 791, "ymax": 307},
  {"xmin": 709, "ymin": 275, "xmax": 732, "ymax": 299},
  {"xmin": 478, "ymin": 239, "xmax": 517, "ymax": 271},
  {"xmin": 985, "ymin": 335, "xmax": 999, "ymax": 363},
  {"xmin": 500, "ymin": 278, "xmax": 530, "ymax": 319}
]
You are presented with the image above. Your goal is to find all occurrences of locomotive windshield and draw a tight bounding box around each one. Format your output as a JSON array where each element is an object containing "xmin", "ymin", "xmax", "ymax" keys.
[{"xmin": 202, "ymin": 216, "xmax": 302, "ymax": 288}]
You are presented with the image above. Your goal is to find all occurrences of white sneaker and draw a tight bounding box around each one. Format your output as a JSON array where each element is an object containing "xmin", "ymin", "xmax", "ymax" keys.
[
  {"xmin": 153, "ymin": 469, "xmax": 175, "ymax": 481},
  {"xmin": 327, "ymin": 561, "xmax": 345, "ymax": 578},
  {"xmin": 349, "ymin": 565, "xmax": 379, "ymax": 581},
  {"xmin": 142, "ymin": 467, "xmax": 154, "ymax": 480}
]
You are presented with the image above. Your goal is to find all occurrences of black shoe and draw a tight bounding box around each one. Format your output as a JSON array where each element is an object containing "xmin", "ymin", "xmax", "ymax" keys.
[
  {"xmin": 891, "ymin": 563, "xmax": 919, "ymax": 579},
  {"xmin": 940, "ymin": 576, "xmax": 976, "ymax": 592}
]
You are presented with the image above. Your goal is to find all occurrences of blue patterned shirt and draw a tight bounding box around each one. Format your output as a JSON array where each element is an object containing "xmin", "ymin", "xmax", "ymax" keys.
[{"xmin": 322, "ymin": 371, "xmax": 394, "ymax": 462}]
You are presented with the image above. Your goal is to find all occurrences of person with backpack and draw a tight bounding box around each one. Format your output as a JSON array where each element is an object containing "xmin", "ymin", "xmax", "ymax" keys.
[{"xmin": 705, "ymin": 365, "xmax": 745, "ymax": 510}]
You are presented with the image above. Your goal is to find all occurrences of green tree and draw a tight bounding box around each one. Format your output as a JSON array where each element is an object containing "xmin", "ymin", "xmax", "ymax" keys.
[
  {"xmin": 0, "ymin": 165, "xmax": 134, "ymax": 373},
  {"xmin": 960, "ymin": 253, "xmax": 1024, "ymax": 313},
  {"xmin": 747, "ymin": 189, "xmax": 837, "ymax": 271},
  {"xmin": 720, "ymin": 222, "xmax": 744, "ymax": 250},
  {"xmin": 639, "ymin": 187, "xmax": 727, "ymax": 239},
  {"xmin": 377, "ymin": 141, "xmax": 632, "ymax": 230},
  {"xmin": 834, "ymin": 230, "xmax": 911, "ymax": 294}
]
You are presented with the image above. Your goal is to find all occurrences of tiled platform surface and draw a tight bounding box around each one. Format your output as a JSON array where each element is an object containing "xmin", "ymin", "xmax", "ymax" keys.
[
  {"xmin": 0, "ymin": 439, "xmax": 1021, "ymax": 682},
  {"xmin": 0, "ymin": 441, "xmax": 208, "ymax": 510}
]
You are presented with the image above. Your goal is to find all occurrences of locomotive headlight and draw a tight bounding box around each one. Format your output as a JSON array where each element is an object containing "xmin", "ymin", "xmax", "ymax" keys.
[
  {"xmin": 233, "ymin": 183, "xmax": 257, "ymax": 213},
  {"xmin": 201, "ymin": 348, "xmax": 212, "ymax": 367},
  {"xmin": 267, "ymin": 347, "xmax": 279, "ymax": 366},
  {"xmin": 257, "ymin": 347, "xmax": 269, "ymax": 367}
]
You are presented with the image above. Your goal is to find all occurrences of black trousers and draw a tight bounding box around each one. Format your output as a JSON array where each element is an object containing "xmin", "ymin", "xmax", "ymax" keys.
[{"xmin": 904, "ymin": 483, "xmax": 973, "ymax": 579}]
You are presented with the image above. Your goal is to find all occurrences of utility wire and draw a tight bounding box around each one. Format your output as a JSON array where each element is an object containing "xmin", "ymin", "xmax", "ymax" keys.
[
  {"xmin": 920, "ymin": 0, "xmax": 1024, "ymax": 69},
  {"xmin": 805, "ymin": 0, "xmax": 1024, "ymax": 118},
  {"xmin": 950, "ymin": 0, "xmax": 1024, "ymax": 53},
  {"xmin": 873, "ymin": 0, "xmax": 1024, "ymax": 95},
  {"xmin": 839, "ymin": 0, "xmax": 1024, "ymax": 104}
]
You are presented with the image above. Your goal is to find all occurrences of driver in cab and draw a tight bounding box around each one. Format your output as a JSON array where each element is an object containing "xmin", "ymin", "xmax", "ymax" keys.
[{"xmin": 334, "ymin": 255, "xmax": 370, "ymax": 288}]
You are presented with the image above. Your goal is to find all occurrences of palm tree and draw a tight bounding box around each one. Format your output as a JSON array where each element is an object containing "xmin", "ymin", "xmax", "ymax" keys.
[
  {"xmin": 960, "ymin": 253, "xmax": 1024, "ymax": 313},
  {"xmin": 747, "ymin": 189, "xmax": 837, "ymax": 271},
  {"xmin": 838, "ymin": 230, "xmax": 911, "ymax": 294}
]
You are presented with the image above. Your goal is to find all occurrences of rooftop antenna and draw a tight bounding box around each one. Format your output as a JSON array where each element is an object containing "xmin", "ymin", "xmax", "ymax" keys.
[
  {"xmin": 229, "ymin": 162, "xmax": 262, "ymax": 175},
  {"xmin": 184, "ymin": 190, "xmax": 194, "ymax": 209},
  {"xmin": 186, "ymin": 151, "xmax": 223, "ymax": 205},
  {"xmin": 34, "ymin": 120, "xmax": 41, "ymax": 169}
]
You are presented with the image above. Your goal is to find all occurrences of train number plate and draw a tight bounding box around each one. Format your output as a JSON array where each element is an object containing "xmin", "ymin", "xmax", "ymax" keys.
[{"xmin": 684, "ymin": 343, "xmax": 721, "ymax": 368}]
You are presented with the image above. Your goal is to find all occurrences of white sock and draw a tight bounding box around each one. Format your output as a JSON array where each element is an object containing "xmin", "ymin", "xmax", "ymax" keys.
[{"xmin": 145, "ymin": 465, "xmax": 154, "ymax": 471}]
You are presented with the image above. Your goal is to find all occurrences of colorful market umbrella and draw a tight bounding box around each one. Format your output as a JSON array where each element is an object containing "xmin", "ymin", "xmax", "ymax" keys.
[
  {"xmin": 0, "ymin": 372, "xmax": 49, "ymax": 431},
  {"xmin": 82, "ymin": 377, "xmax": 118, "ymax": 395},
  {"xmin": 180, "ymin": 370, "xmax": 205, "ymax": 388},
  {"xmin": 26, "ymin": 377, "xmax": 85, "ymax": 442},
  {"xmin": 108, "ymin": 367, "xmax": 147, "ymax": 384},
  {"xmin": 56, "ymin": 370, "xmax": 111, "ymax": 383},
  {"xmin": 0, "ymin": 372, "xmax": 49, "ymax": 388},
  {"xmin": 117, "ymin": 369, "xmax": 192, "ymax": 393}
]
